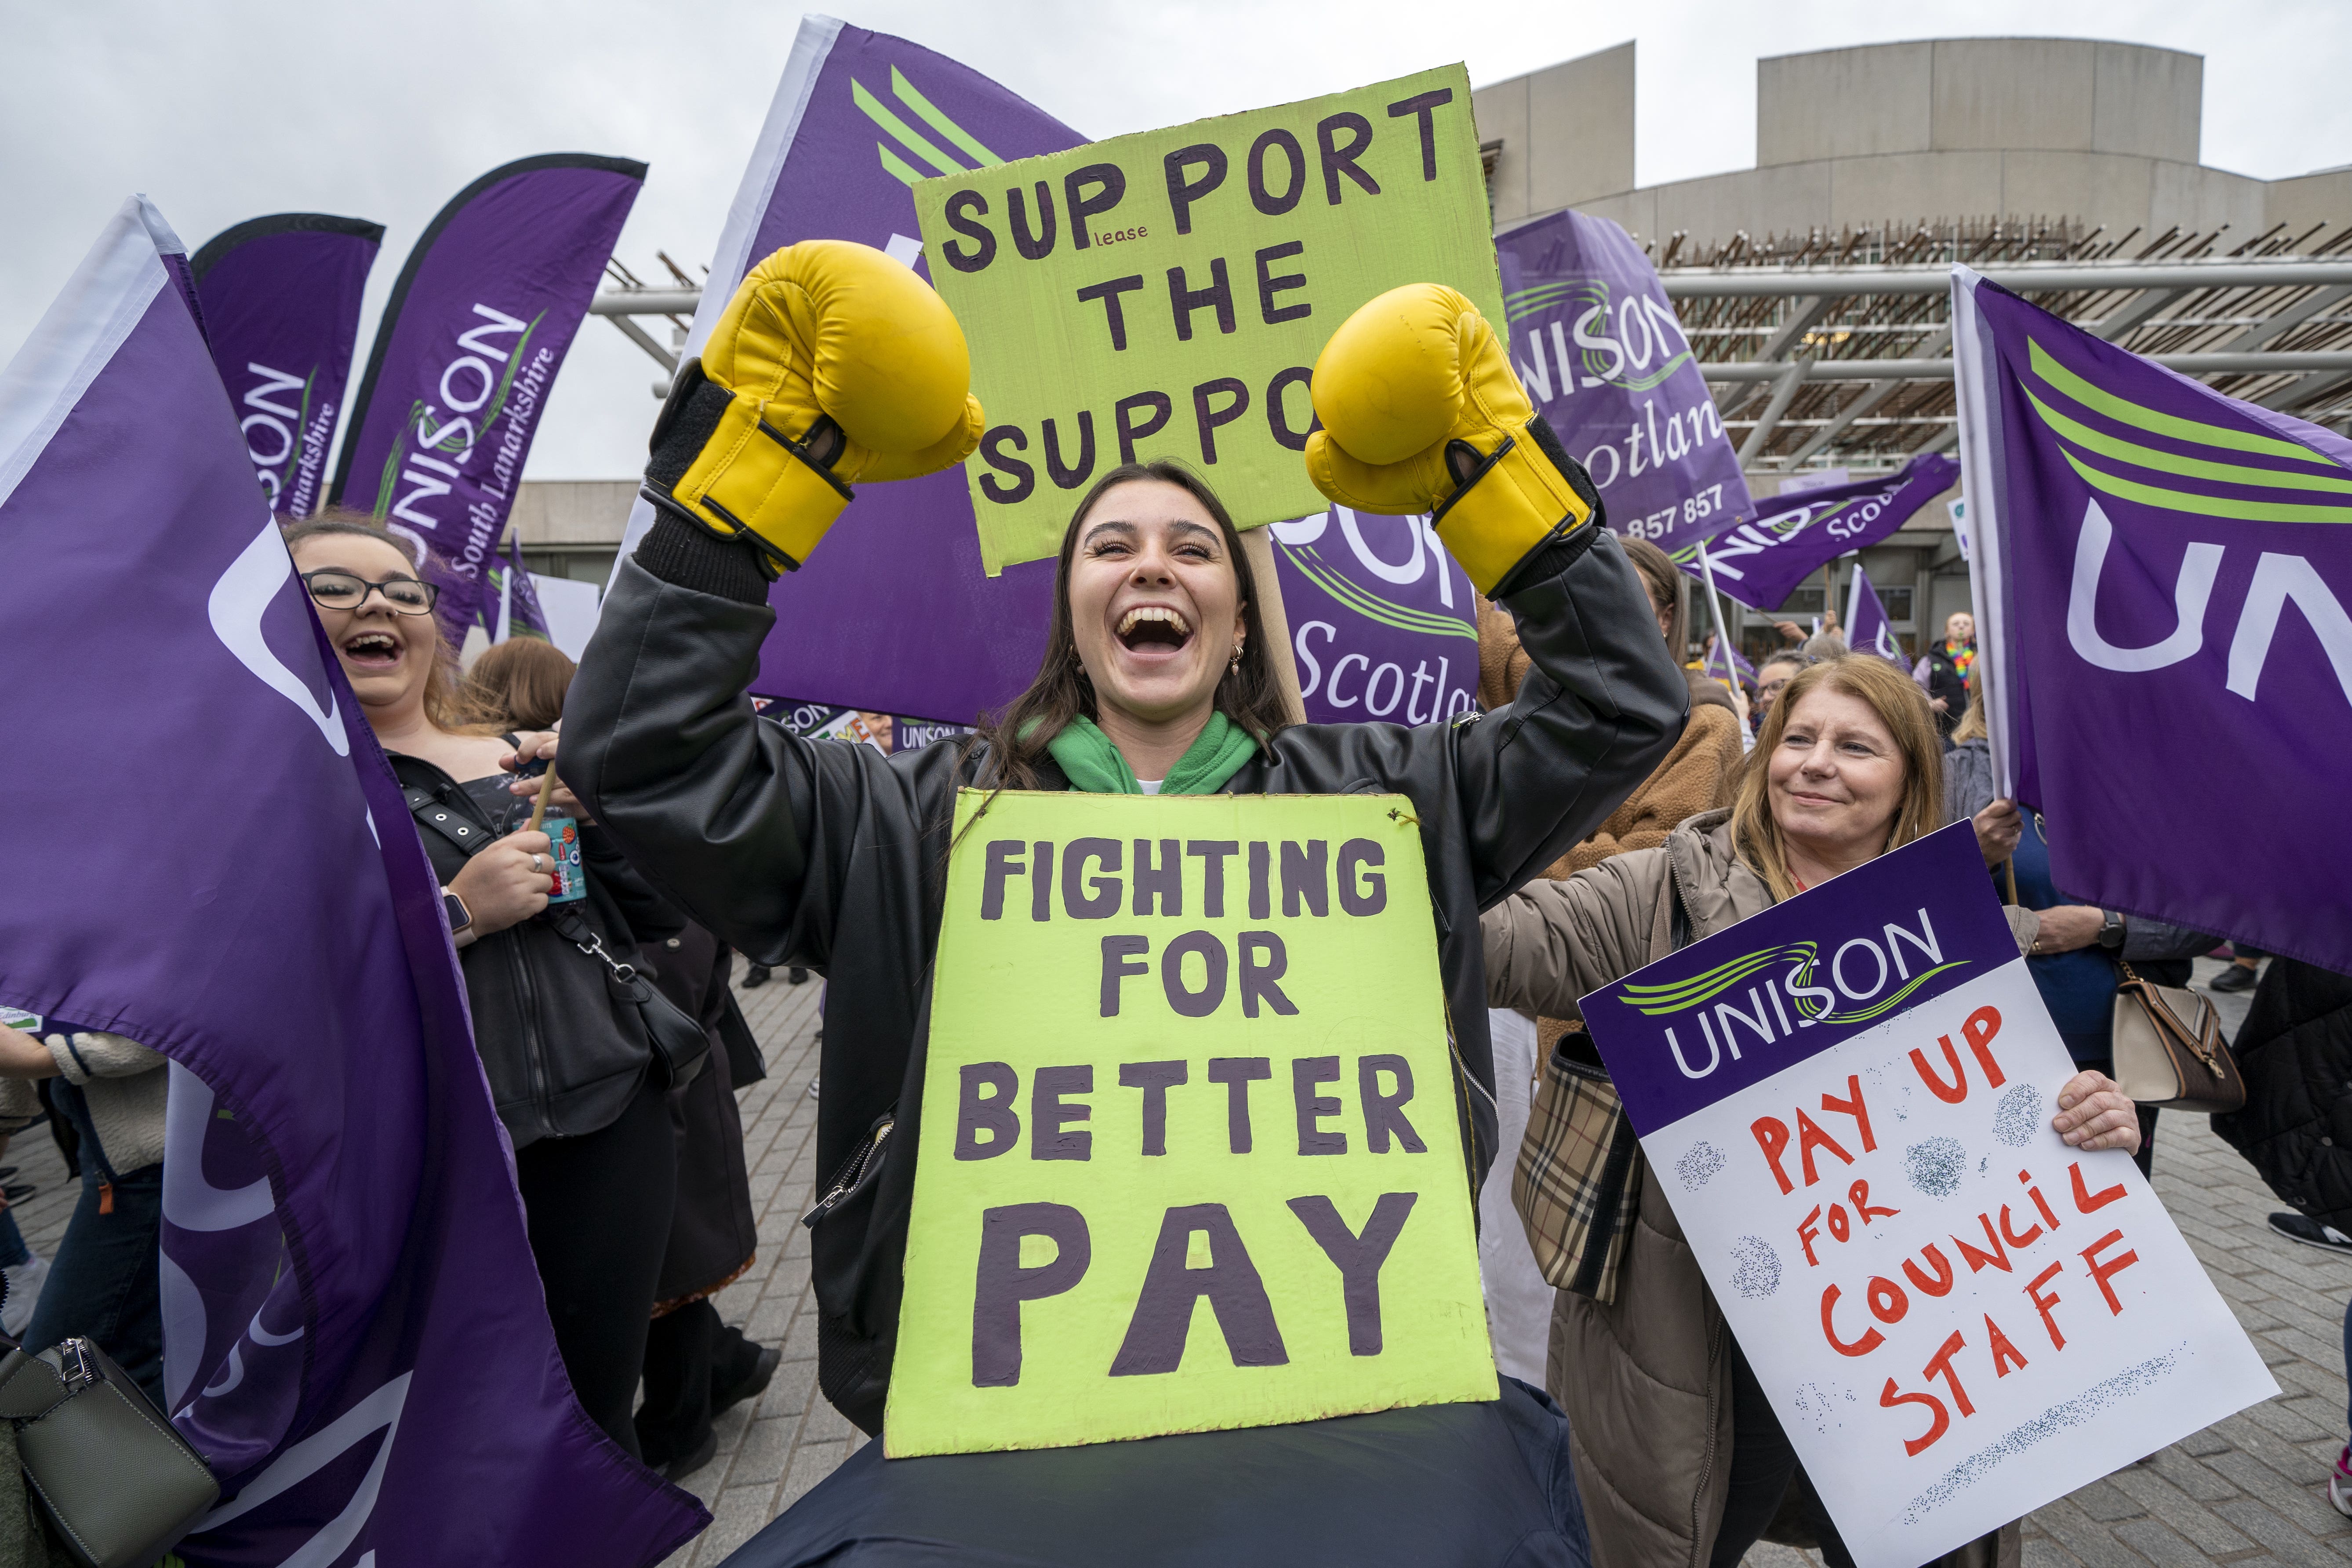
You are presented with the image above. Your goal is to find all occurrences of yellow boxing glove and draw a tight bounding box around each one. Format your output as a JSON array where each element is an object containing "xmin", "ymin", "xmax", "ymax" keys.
[
  {"xmin": 1305, "ymin": 284, "xmax": 1597, "ymax": 594},
  {"xmin": 643, "ymin": 240, "xmax": 984, "ymax": 572}
]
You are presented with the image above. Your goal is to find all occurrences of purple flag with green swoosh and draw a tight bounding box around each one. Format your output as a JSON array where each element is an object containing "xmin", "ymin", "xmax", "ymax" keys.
[
  {"xmin": 1494, "ymin": 209, "xmax": 1750, "ymax": 549},
  {"xmin": 192, "ymin": 213, "xmax": 382, "ymax": 519},
  {"xmin": 1268, "ymin": 506, "xmax": 1479, "ymax": 724},
  {"xmin": 1670, "ymin": 454, "xmax": 1957, "ymax": 612},
  {"xmin": 1843, "ymin": 562, "xmax": 1907, "ymax": 665},
  {"xmin": 1954, "ymin": 265, "xmax": 2352, "ymax": 971},
  {"xmin": 332, "ymin": 154, "xmax": 643, "ymax": 649},
  {"xmin": 611, "ymin": 18, "xmax": 1076, "ymax": 725}
]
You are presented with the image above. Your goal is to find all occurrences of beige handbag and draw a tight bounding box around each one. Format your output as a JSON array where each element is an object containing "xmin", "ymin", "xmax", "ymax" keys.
[{"xmin": 2111, "ymin": 960, "xmax": 2246, "ymax": 1113}]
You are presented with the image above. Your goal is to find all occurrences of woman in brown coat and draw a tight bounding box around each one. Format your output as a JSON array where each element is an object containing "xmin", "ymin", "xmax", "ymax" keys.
[{"xmin": 1483, "ymin": 655, "xmax": 2142, "ymax": 1568}]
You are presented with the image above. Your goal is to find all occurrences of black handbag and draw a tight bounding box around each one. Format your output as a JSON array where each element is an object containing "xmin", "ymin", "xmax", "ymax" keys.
[
  {"xmin": 0, "ymin": 1338, "xmax": 218, "ymax": 1568},
  {"xmin": 402, "ymin": 786, "xmax": 707, "ymax": 1091},
  {"xmin": 545, "ymin": 907, "xmax": 709, "ymax": 1089}
]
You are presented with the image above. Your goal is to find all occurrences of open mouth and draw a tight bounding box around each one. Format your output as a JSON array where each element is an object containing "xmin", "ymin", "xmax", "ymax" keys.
[
  {"xmin": 1116, "ymin": 605, "xmax": 1193, "ymax": 655},
  {"xmin": 342, "ymin": 631, "xmax": 402, "ymax": 670}
]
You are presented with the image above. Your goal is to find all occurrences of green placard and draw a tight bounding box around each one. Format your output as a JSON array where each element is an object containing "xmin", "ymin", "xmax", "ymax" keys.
[
  {"xmin": 886, "ymin": 789, "xmax": 1496, "ymax": 1457},
  {"xmin": 913, "ymin": 65, "xmax": 1504, "ymax": 575}
]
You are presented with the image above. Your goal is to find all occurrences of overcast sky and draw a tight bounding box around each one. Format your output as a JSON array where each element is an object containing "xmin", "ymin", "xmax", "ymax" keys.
[{"xmin": 8, "ymin": 0, "xmax": 2351, "ymax": 480}]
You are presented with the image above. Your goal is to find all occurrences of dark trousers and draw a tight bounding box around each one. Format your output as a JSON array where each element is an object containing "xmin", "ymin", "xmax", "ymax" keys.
[
  {"xmin": 1709, "ymin": 1336, "xmax": 1858, "ymax": 1568},
  {"xmin": 515, "ymin": 1078, "xmax": 676, "ymax": 1459},
  {"xmin": 636, "ymin": 1297, "xmax": 765, "ymax": 1465},
  {"xmin": 24, "ymin": 1147, "xmax": 164, "ymax": 1407}
]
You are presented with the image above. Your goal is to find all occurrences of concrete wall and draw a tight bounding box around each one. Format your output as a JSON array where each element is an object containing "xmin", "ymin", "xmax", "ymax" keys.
[
  {"xmin": 1475, "ymin": 42, "xmax": 1636, "ymax": 225},
  {"xmin": 510, "ymin": 480, "xmax": 633, "ymax": 548},
  {"xmin": 1480, "ymin": 36, "xmax": 2328, "ymax": 253}
]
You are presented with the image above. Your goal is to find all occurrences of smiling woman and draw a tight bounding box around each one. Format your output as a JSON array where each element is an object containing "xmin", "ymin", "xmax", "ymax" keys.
[{"xmin": 1480, "ymin": 652, "xmax": 2144, "ymax": 1568}]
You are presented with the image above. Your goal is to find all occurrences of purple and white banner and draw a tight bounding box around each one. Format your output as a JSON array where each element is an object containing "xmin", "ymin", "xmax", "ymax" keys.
[
  {"xmin": 487, "ymin": 531, "xmax": 551, "ymax": 643},
  {"xmin": 1494, "ymin": 209, "xmax": 1750, "ymax": 549},
  {"xmin": 609, "ymin": 18, "xmax": 1078, "ymax": 726},
  {"xmin": 1844, "ymin": 562, "xmax": 1906, "ymax": 664},
  {"xmin": 1954, "ymin": 265, "xmax": 2352, "ymax": 972},
  {"xmin": 1672, "ymin": 454, "xmax": 1958, "ymax": 612},
  {"xmin": 1704, "ymin": 630, "xmax": 1757, "ymax": 691},
  {"xmin": 191, "ymin": 213, "xmax": 382, "ymax": 518},
  {"xmin": 1271, "ymin": 506, "xmax": 1477, "ymax": 724},
  {"xmin": 1579, "ymin": 823, "xmax": 2269, "ymax": 1568},
  {"xmin": 0, "ymin": 199, "xmax": 701, "ymax": 1564},
  {"xmin": 333, "ymin": 153, "xmax": 643, "ymax": 650}
]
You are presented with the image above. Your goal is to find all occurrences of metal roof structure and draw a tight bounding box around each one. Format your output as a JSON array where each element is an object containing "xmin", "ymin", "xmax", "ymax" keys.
[
  {"xmin": 589, "ymin": 218, "xmax": 2352, "ymax": 481},
  {"xmin": 1656, "ymin": 218, "xmax": 2352, "ymax": 477}
]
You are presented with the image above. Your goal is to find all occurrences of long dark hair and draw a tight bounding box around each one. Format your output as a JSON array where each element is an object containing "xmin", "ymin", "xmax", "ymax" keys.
[{"xmin": 974, "ymin": 461, "xmax": 1290, "ymax": 789}]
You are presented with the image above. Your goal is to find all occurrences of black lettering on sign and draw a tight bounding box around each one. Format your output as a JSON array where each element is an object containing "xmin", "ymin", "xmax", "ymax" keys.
[
  {"xmin": 1248, "ymin": 128, "xmax": 1307, "ymax": 216},
  {"xmin": 1287, "ymin": 1193, "xmax": 1417, "ymax": 1355},
  {"xmin": 1031, "ymin": 841, "xmax": 1055, "ymax": 921},
  {"xmin": 1132, "ymin": 838, "xmax": 1182, "ymax": 916},
  {"xmin": 1386, "ymin": 88, "xmax": 1455, "ymax": 182},
  {"xmin": 1207, "ymin": 1057, "xmax": 1272, "ymax": 1153},
  {"xmin": 1043, "ymin": 413, "xmax": 1096, "ymax": 491},
  {"xmin": 1192, "ymin": 378, "xmax": 1251, "ymax": 466},
  {"xmin": 981, "ymin": 840, "xmax": 1025, "ymax": 919},
  {"xmin": 978, "ymin": 426, "xmax": 1034, "ymax": 504},
  {"xmin": 1265, "ymin": 367, "xmax": 1318, "ymax": 453},
  {"xmin": 1120, "ymin": 1060, "xmax": 1189, "ymax": 1156},
  {"xmin": 1247, "ymin": 839, "xmax": 1272, "ymax": 919},
  {"xmin": 1338, "ymin": 838, "xmax": 1386, "ymax": 915},
  {"xmin": 941, "ymin": 189, "xmax": 996, "ymax": 273},
  {"xmin": 1359, "ymin": 1054, "xmax": 1425, "ymax": 1153},
  {"xmin": 1294, "ymin": 1055, "xmax": 1347, "ymax": 1155},
  {"xmin": 1167, "ymin": 259, "xmax": 1236, "ymax": 342},
  {"xmin": 1316, "ymin": 112, "xmax": 1381, "ymax": 205},
  {"xmin": 1238, "ymin": 931, "xmax": 1298, "ymax": 1018},
  {"xmin": 1076, "ymin": 276, "xmax": 1146, "ymax": 352},
  {"xmin": 1100, "ymin": 934, "xmax": 1149, "ymax": 1017},
  {"xmin": 1162, "ymin": 930, "xmax": 1228, "ymax": 1018},
  {"xmin": 971, "ymin": 1202, "xmax": 1090, "ymax": 1386},
  {"xmin": 1163, "ymin": 143, "xmax": 1227, "ymax": 235},
  {"xmin": 1063, "ymin": 837, "xmax": 1122, "ymax": 918},
  {"xmin": 1008, "ymin": 181, "xmax": 1058, "ymax": 261},
  {"xmin": 1109, "ymin": 1204, "xmax": 1289, "ymax": 1375},
  {"xmin": 1281, "ymin": 840, "xmax": 1329, "ymax": 917},
  {"xmin": 1065, "ymin": 163, "xmax": 1127, "ymax": 249},
  {"xmin": 1187, "ymin": 839, "xmax": 1239, "ymax": 917},
  {"xmin": 956, "ymin": 1062, "xmax": 1021, "ymax": 1160},
  {"xmin": 1031, "ymin": 1064, "xmax": 1093, "ymax": 1161},
  {"xmin": 1115, "ymin": 392, "xmax": 1174, "ymax": 465},
  {"xmin": 1254, "ymin": 241, "xmax": 1311, "ymax": 326}
]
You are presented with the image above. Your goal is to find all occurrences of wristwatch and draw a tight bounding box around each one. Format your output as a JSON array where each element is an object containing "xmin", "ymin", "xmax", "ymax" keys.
[
  {"xmin": 443, "ymin": 889, "xmax": 474, "ymax": 934},
  {"xmin": 2096, "ymin": 910, "xmax": 2125, "ymax": 950}
]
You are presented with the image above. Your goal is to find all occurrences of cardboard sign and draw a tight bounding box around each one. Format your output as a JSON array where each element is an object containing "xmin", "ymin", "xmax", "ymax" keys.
[
  {"xmin": 912, "ymin": 65, "xmax": 1503, "ymax": 574},
  {"xmin": 887, "ymin": 790, "xmax": 1496, "ymax": 1456},
  {"xmin": 1578, "ymin": 824, "xmax": 2273, "ymax": 1568}
]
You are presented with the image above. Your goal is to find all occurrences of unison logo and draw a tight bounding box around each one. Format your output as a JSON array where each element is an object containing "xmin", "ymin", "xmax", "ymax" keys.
[
  {"xmin": 854, "ymin": 65, "xmax": 1005, "ymax": 186},
  {"xmin": 1620, "ymin": 907, "xmax": 1967, "ymax": 1080}
]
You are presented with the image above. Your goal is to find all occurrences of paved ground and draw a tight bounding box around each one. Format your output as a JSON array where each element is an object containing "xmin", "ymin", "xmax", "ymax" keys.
[{"xmin": 9, "ymin": 954, "xmax": 2332, "ymax": 1566}]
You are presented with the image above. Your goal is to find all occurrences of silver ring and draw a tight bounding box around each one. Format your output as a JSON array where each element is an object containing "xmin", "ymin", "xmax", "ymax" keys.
[{"xmin": 531, "ymin": 854, "xmax": 546, "ymax": 873}]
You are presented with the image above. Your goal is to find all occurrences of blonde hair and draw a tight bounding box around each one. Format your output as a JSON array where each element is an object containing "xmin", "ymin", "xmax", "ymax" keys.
[
  {"xmin": 281, "ymin": 513, "xmax": 498, "ymax": 735},
  {"xmin": 459, "ymin": 636, "xmax": 577, "ymax": 730},
  {"xmin": 1729, "ymin": 655, "xmax": 1946, "ymax": 900}
]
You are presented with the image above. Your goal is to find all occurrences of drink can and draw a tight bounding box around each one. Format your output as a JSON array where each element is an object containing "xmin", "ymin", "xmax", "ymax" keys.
[{"xmin": 543, "ymin": 816, "xmax": 587, "ymax": 903}]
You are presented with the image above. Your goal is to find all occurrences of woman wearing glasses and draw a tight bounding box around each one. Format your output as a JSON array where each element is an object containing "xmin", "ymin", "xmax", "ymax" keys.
[{"xmin": 283, "ymin": 517, "xmax": 679, "ymax": 1462}]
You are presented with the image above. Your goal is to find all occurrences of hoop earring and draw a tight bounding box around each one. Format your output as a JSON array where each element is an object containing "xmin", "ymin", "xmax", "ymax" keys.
[{"xmin": 1229, "ymin": 643, "xmax": 1244, "ymax": 671}]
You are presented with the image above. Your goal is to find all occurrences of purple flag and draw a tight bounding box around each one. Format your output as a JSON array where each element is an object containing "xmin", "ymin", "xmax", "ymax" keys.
[
  {"xmin": 1270, "ymin": 507, "xmax": 1478, "ymax": 724},
  {"xmin": 1842, "ymin": 562, "xmax": 1907, "ymax": 664},
  {"xmin": 0, "ymin": 198, "xmax": 703, "ymax": 1564},
  {"xmin": 1703, "ymin": 630, "xmax": 1756, "ymax": 690},
  {"xmin": 1672, "ymin": 454, "xmax": 1958, "ymax": 611},
  {"xmin": 609, "ymin": 18, "xmax": 1079, "ymax": 725},
  {"xmin": 191, "ymin": 213, "xmax": 382, "ymax": 518},
  {"xmin": 1955, "ymin": 266, "xmax": 2352, "ymax": 972},
  {"xmin": 333, "ymin": 154, "xmax": 643, "ymax": 650},
  {"xmin": 1494, "ymin": 209, "xmax": 1751, "ymax": 549},
  {"xmin": 487, "ymin": 531, "xmax": 552, "ymax": 642}
]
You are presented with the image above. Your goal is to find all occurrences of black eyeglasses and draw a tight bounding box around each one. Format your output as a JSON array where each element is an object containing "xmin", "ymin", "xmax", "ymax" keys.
[{"xmin": 301, "ymin": 569, "xmax": 439, "ymax": 616}]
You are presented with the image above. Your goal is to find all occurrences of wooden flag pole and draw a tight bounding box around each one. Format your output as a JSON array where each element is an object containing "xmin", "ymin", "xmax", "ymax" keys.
[
  {"xmin": 1241, "ymin": 526, "xmax": 1309, "ymax": 727},
  {"xmin": 526, "ymin": 762, "xmax": 560, "ymax": 834}
]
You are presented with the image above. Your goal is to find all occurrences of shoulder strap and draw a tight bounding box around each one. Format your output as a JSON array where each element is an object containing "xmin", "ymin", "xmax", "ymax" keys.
[{"xmin": 403, "ymin": 785, "xmax": 494, "ymax": 860}]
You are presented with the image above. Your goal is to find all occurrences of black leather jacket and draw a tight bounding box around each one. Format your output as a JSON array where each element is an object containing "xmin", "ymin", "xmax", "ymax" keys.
[
  {"xmin": 565, "ymin": 516, "xmax": 1688, "ymax": 1431},
  {"xmin": 392, "ymin": 754, "xmax": 659, "ymax": 1147}
]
